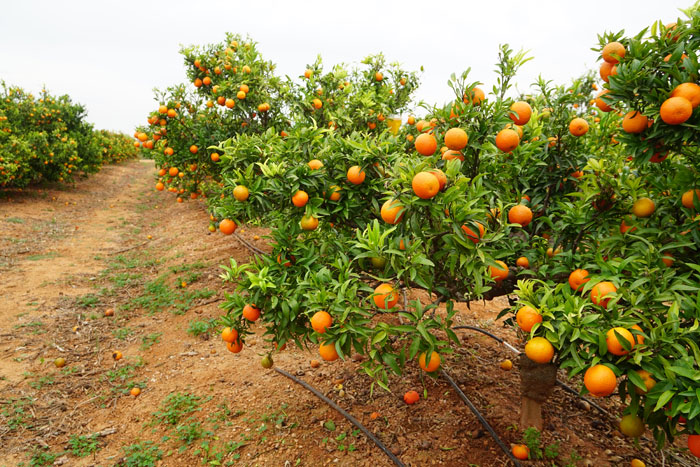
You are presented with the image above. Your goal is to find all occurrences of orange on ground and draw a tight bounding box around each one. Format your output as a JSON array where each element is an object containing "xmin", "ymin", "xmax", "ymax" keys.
[
  {"xmin": 418, "ymin": 351, "xmax": 441, "ymax": 372},
  {"xmin": 512, "ymin": 445, "xmax": 529, "ymax": 460},
  {"xmin": 403, "ymin": 390, "xmax": 419, "ymax": 405},
  {"xmin": 311, "ymin": 311, "xmax": 332, "ymax": 333},
  {"xmin": 524, "ymin": 337, "xmax": 554, "ymax": 364},
  {"xmin": 373, "ymin": 283, "xmax": 399, "ymax": 309},
  {"xmin": 584, "ymin": 364, "xmax": 617, "ymax": 397},
  {"xmin": 516, "ymin": 306, "xmax": 542, "ymax": 333}
]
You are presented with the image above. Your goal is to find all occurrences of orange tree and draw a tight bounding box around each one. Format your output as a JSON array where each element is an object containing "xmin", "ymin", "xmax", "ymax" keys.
[
  {"xmin": 0, "ymin": 83, "xmax": 138, "ymax": 188},
  {"xmin": 505, "ymin": 5, "xmax": 700, "ymax": 452}
]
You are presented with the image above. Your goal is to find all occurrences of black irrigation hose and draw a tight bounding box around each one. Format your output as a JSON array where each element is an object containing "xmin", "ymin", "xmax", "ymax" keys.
[
  {"xmin": 273, "ymin": 367, "xmax": 406, "ymax": 467},
  {"xmin": 440, "ymin": 369, "xmax": 522, "ymax": 467},
  {"xmin": 451, "ymin": 325, "xmax": 613, "ymax": 418},
  {"xmin": 233, "ymin": 232, "xmax": 266, "ymax": 256}
]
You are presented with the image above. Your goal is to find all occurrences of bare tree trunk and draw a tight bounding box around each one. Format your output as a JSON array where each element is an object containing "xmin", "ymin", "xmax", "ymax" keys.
[{"xmin": 519, "ymin": 353, "xmax": 557, "ymax": 430}]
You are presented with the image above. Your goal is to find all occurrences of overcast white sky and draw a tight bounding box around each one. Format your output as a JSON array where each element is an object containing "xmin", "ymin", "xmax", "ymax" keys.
[{"xmin": 0, "ymin": 0, "xmax": 692, "ymax": 133}]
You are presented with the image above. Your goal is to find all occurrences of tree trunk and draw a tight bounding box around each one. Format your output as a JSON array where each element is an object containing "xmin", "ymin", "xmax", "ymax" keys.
[{"xmin": 519, "ymin": 353, "xmax": 557, "ymax": 430}]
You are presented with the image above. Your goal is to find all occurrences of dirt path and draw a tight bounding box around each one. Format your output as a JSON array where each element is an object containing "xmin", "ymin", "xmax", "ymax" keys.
[{"xmin": 0, "ymin": 161, "xmax": 671, "ymax": 467}]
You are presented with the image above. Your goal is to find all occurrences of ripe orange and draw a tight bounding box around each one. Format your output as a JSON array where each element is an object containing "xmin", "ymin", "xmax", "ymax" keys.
[
  {"xmin": 300, "ymin": 214, "xmax": 319, "ymax": 231},
  {"xmin": 219, "ymin": 219, "xmax": 237, "ymax": 235},
  {"xmin": 461, "ymin": 222, "xmax": 485, "ymax": 243},
  {"xmin": 688, "ymin": 434, "xmax": 700, "ymax": 457},
  {"xmin": 403, "ymin": 390, "xmax": 419, "ymax": 404},
  {"xmin": 225, "ymin": 98, "xmax": 235, "ymax": 108},
  {"xmin": 622, "ymin": 111, "xmax": 649, "ymax": 134},
  {"xmin": 221, "ymin": 327, "xmax": 239, "ymax": 343},
  {"xmin": 632, "ymin": 197, "xmax": 655, "ymax": 217},
  {"xmin": 681, "ymin": 189, "xmax": 700, "ymax": 209},
  {"xmin": 495, "ymin": 128, "xmax": 520, "ymax": 152},
  {"xmin": 415, "ymin": 133, "xmax": 437, "ymax": 156},
  {"xmin": 659, "ymin": 96, "xmax": 692, "ymax": 125},
  {"xmin": 308, "ymin": 159, "xmax": 323, "ymax": 170},
  {"xmin": 620, "ymin": 414, "xmax": 645, "ymax": 438},
  {"xmin": 189, "ymin": 145, "xmax": 198, "ymax": 154},
  {"xmin": 373, "ymin": 283, "xmax": 398, "ymax": 309},
  {"xmin": 412, "ymin": 172, "xmax": 440, "ymax": 199},
  {"xmin": 568, "ymin": 269, "xmax": 590, "ymax": 291},
  {"xmin": 508, "ymin": 204, "xmax": 533, "ymax": 227},
  {"xmin": 670, "ymin": 83, "xmax": 700, "ymax": 108},
  {"xmin": 524, "ymin": 337, "xmax": 554, "ymax": 364},
  {"xmin": 169, "ymin": 167, "xmax": 179, "ymax": 177},
  {"xmin": 509, "ymin": 101, "xmax": 532, "ymax": 125},
  {"xmin": 292, "ymin": 190, "xmax": 309, "ymax": 207},
  {"xmin": 584, "ymin": 364, "xmax": 617, "ymax": 397},
  {"xmin": 468, "ymin": 87, "xmax": 485, "ymax": 105},
  {"xmin": 227, "ymin": 339, "xmax": 243, "ymax": 353},
  {"xmin": 418, "ymin": 351, "xmax": 441, "ymax": 372},
  {"xmin": 112, "ymin": 351, "xmax": 123, "ymax": 361},
  {"xmin": 375, "ymin": 72, "xmax": 383, "ymax": 82},
  {"xmin": 327, "ymin": 185, "xmax": 341, "ymax": 201},
  {"xmin": 500, "ymin": 359, "xmax": 513, "ymax": 370},
  {"xmin": 304, "ymin": 69, "xmax": 312, "ymax": 79},
  {"xmin": 381, "ymin": 199, "xmax": 404, "ymax": 224},
  {"xmin": 242, "ymin": 304, "xmax": 261, "ymax": 321},
  {"xmin": 516, "ymin": 306, "xmax": 542, "ymax": 333},
  {"xmin": 602, "ymin": 41, "xmax": 626, "ymax": 64},
  {"xmin": 312, "ymin": 98, "xmax": 322, "ymax": 109},
  {"xmin": 511, "ymin": 444, "xmax": 529, "ymax": 460},
  {"xmin": 600, "ymin": 61, "xmax": 617, "ymax": 82},
  {"xmin": 311, "ymin": 311, "xmax": 332, "ymax": 333},
  {"xmin": 490, "ymin": 260, "xmax": 509, "ymax": 282},
  {"xmin": 595, "ymin": 90, "xmax": 613, "ymax": 112},
  {"xmin": 516, "ymin": 256, "xmax": 529, "ymax": 268},
  {"xmin": 237, "ymin": 90, "xmax": 247, "ymax": 100},
  {"xmin": 606, "ymin": 327, "xmax": 635, "ymax": 356},
  {"xmin": 233, "ymin": 185, "xmax": 249, "ymax": 201},
  {"xmin": 591, "ymin": 281, "xmax": 617, "ymax": 308},
  {"xmin": 429, "ymin": 169, "xmax": 447, "ymax": 191},
  {"xmin": 634, "ymin": 369, "xmax": 656, "ymax": 395},
  {"xmin": 319, "ymin": 342, "xmax": 339, "ymax": 361},
  {"xmin": 444, "ymin": 128, "xmax": 469, "ymax": 151},
  {"xmin": 347, "ymin": 166, "xmax": 366, "ymax": 185},
  {"xmin": 569, "ymin": 118, "xmax": 589, "ymax": 136},
  {"xmin": 441, "ymin": 149, "xmax": 464, "ymax": 161},
  {"xmin": 130, "ymin": 387, "xmax": 141, "ymax": 397},
  {"xmin": 155, "ymin": 182, "xmax": 164, "ymax": 191}
]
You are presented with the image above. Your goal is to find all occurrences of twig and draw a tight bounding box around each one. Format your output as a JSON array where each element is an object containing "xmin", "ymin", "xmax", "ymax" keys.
[{"xmin": 108, "ymin": 241, "xmax": 147, "ymax": 255}]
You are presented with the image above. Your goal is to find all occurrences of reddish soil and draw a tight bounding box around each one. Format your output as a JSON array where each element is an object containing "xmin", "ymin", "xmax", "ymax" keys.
[{"xmin": 0, "ymin": 160, "xmax": 689, "ymax": 466}]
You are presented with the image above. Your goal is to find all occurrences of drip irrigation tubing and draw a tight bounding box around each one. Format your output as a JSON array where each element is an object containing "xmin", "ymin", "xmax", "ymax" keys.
[
  {"xmin": 440, "ymin": 369, "xmax": 522, "ymax": 467},
  {"xmin": 233, "ymin": 232, "xmax": 267, "ymax": 256},
  {"xmin": 451, "ymin": 325, "xmax": 613, "ymax": 418},
  {"xmin": 273, "ymin": 367, "xmax": 406, "ymax": 467}
]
